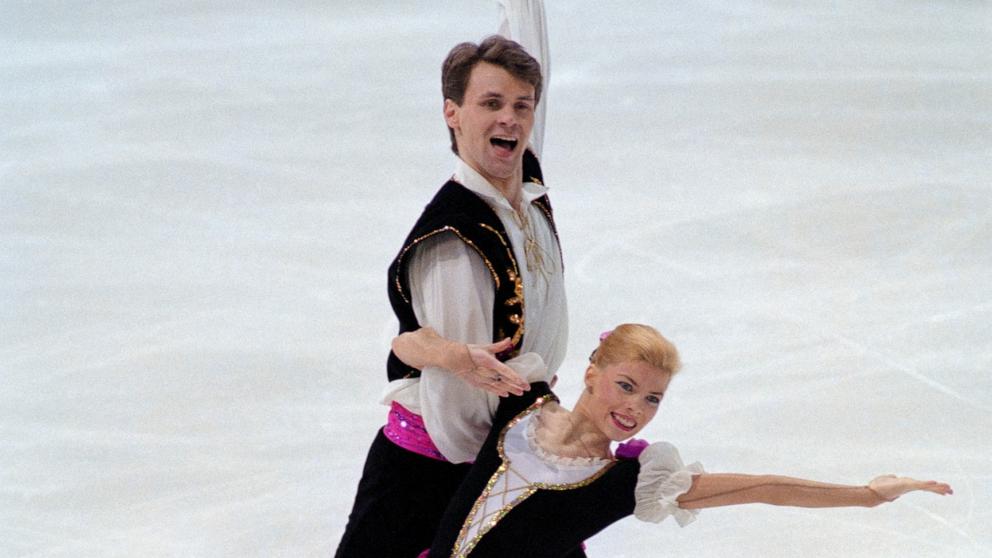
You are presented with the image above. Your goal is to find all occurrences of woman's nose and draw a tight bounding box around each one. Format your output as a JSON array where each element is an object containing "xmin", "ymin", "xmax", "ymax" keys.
[
  {"xmin": 622, "ymin": 400, "xmax": 640, "ymax": 416},
  {"xmin": 630, "ymin": 399, "xmax": 649, "ymax": 416}
]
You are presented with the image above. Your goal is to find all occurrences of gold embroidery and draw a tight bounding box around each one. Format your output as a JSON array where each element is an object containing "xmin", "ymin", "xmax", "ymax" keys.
[
  {"xmin": 532, "ymin": 198, "xmax": 563, "ymax": 269},
  {"xmin": 504, "ymin": 269, "xmax": 523, "ymax": 307},
  {"xmin": 478, "ymin": 223, "xmax": 515, "ymax": 268},
  {"xmin": 393, "ymin": 226, "xmax": 500, "ymax": 304},
  {"xmin": 532, "ymin": 199, "xmax": 554, "ymax": 228},
  {"xmin": 450, "ymin": 396, "xmax": 618, "ymax": 557},
  {"xmin": 478, "ymin": 223, "xmax": 526, "ymax": 349},
  {"xmin": 506, "ymin": 269, "xmax": 525, "ymax": 347}
]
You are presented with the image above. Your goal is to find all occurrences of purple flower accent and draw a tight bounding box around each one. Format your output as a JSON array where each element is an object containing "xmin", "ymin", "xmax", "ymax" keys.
[
  {"xmin": 599, "ymin": 330, "xmax": 613, "ymax": 341},
  {"xmin": 615, "ymin": 438, "xmax": 649, "ymax": 459}
]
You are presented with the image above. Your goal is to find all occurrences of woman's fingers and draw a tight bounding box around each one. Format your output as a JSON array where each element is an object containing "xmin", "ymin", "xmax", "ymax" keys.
[
  {"xmin": 925, "ymin": 481, "xmax": 954, "ymax": 495},
  {"xmin": 908, "ymin": 478, "xmax": 952, "ymax": 495},
  {"xmin": 870, "ymin": 475, "xmax": 954, "ymax": 501}
]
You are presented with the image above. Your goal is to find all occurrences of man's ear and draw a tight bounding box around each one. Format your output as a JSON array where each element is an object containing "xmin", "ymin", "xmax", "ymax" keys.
[{"xmin": 443, "ymin": 98, "xmax": 460, "ymax": 131}]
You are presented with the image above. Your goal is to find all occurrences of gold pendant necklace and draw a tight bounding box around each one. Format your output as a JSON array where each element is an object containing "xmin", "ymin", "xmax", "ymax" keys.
[{"xmin": 513, "ymin": 207, "xmax": 547, "ymax": 277}]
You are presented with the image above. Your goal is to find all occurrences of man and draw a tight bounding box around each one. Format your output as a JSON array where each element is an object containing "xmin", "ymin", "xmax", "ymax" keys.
[{"xmin": 335, "ymin": 2, "xmax": 570, "ymax": 556}]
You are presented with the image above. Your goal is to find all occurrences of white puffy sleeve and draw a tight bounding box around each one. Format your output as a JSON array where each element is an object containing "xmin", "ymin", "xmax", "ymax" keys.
[
  {"xmin": 408, "ymin": 235, "xmax": 494, "ymax": 344},
  {"xmin": 634, "ymin": 442, "xmax": 706, "ymax": 527},
  {"xmin": 406, "ymin": 235, "xmax": 502, "ymax": 463},
  {"xmin": 380, "ymin": 233, "xmax": 495, "ymax": 414},
  {"xmin": 496, "ymin": 0, "xmax": 549, "ymax": 157}
]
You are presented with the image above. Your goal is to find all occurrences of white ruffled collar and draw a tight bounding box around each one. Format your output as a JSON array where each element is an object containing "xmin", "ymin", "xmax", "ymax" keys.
[
  {"xmin": 453, "ymin": 156, "xmax": 549, "ymax": 212},
  {"xmin": 522, "ymin": 412, "xmax": 611, "ymax": 470}
]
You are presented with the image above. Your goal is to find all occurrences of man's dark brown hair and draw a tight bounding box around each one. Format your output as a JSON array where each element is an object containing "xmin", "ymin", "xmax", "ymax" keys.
[{"xmin": 441, "ymin": 35, "xmax": 543, "ymax": 154}]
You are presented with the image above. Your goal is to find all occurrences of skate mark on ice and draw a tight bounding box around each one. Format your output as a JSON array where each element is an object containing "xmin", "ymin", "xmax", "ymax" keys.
[{"xmin": 828, "ymin": 333, "xmax": 991, "ymax": 414}]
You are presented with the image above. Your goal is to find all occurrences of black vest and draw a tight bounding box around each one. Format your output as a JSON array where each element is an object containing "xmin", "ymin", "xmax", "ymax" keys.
[{"xmin": 386, "ymin": 151, "xmax": 559, "ymax": 381}]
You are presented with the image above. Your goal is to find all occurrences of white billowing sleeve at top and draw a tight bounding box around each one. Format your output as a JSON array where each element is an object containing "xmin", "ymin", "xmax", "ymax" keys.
[
  {"xmin": 497, "ymin": 0, "xmax": 549, "ymax": 158},
  {"xmin": 634, "ymin": 442, "xmax": 706, "ymax": 527}
]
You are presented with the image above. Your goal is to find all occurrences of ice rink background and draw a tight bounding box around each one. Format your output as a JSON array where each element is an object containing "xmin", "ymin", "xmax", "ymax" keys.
[{"xmin": 3, "ymin": 1, "xmax": 990, "ymax": 556}]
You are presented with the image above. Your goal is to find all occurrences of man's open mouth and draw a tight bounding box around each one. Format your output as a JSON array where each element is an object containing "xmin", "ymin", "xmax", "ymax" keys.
[{"xmin": 490, "ymin": 136, "xmax": 518, "ymax": 152}]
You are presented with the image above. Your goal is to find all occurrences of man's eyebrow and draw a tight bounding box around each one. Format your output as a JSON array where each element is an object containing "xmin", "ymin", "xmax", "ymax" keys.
[{"xmin": 480, "ymin": 91, "xmax": 534, "ymax": 102}]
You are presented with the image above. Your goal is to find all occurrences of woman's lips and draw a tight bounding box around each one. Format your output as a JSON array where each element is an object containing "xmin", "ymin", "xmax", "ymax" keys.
[{"xmin": 611, "ymin": 412, "xmax": 636, "ymax": 432}]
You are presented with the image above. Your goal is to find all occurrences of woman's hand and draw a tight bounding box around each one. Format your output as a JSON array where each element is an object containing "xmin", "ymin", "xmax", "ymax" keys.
[
  {"xmin": 451, "ymin": 338, "xmax": 530, "ymax": 397},
  {"xmin": 867, "ymin": 474, "xmax": 953, "ymax": 504}
]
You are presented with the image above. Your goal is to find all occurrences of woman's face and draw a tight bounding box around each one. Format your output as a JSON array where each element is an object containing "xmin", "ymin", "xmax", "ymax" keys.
[{"xmin": 584, "ymin": 360, "xmax": 672, "ymax": 441}]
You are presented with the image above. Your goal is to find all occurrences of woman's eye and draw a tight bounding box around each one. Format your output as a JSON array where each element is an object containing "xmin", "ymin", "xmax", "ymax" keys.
[
  {"xmin": 646, "ymin": 395, "xmax": 660, "ymax": 405},
  {"xmin": 616, "ymin": 381, "xmax": 633, "ymax": 392}
]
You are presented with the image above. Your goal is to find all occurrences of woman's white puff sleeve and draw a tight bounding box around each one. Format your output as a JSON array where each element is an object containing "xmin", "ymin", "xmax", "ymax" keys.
[{"xmin": 634, "ymin": 442, "xmax": 705, "ymax": 527}]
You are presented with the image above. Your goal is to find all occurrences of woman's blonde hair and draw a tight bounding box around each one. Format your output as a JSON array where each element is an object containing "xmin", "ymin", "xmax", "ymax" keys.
[{"xmin": 590, "ymin": 323, "xmax": 681, "ymax": 376}]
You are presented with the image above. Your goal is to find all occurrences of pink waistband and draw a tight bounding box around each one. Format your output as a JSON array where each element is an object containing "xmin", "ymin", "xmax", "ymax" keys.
[{"xmin": 383, "ymin": 402, "xmax": 447, "ymax": 462}]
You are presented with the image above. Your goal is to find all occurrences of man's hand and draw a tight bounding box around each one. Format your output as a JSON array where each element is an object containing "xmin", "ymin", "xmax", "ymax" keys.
[
  {"xmin": 392, "ymin": 328, "xmax": 531, "ymax": 397},
  {"xmin": 451, "ymin": 338, "xmax": 530, "ymax": 397}
]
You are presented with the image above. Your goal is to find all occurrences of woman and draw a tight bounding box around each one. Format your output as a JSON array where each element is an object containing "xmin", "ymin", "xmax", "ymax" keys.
[{"xmin": 392, "ymin": 324, "xmax": 953, "ymax": 558}]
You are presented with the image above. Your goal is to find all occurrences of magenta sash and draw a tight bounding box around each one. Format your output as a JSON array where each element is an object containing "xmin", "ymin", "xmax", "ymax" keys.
[{"xmin": 383, "ymin": 402, "xmax": 447, "ymax": 462}]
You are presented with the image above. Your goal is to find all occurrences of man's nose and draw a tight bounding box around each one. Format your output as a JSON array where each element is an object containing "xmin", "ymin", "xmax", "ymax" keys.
[{"xmin": 496, "ymin": 105, "xmax": 516, "ymax": 126}]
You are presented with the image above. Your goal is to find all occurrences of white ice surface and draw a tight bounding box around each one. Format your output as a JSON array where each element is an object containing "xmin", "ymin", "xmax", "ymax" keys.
[{"xmin": 2, "ymin": 2, "xmax": 990, "ymax": 557}]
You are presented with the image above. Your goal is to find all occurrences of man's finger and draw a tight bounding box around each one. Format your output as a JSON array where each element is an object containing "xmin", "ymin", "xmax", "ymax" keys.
[
  {"xmin": 483, "ymin": 372, "xmax": 521, "ymax": 397},
  {"xmin": 488, "ymin": 338, "xmax": 513, "ymax": 351},
  {"xmin": 490, "ymin": 361, "xmax": 528, "ymax": 389}
]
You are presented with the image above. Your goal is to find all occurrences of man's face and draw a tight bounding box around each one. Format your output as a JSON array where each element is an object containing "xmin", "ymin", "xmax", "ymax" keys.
[{"xmin": 444, "ymin": 62, "xmax": 536, "ymax": 190}]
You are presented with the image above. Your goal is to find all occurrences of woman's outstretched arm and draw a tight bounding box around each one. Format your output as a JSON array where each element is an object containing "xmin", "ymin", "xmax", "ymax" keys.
[{"xmin": 677, "ymin": 473, "xmax": 952, "ymax": 510}]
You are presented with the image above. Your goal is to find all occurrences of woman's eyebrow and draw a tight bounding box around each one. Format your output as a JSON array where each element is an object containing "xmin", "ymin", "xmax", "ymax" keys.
[{"xmin": 619, "ymin": 373, "xmax": 664, "ymax": 395}]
